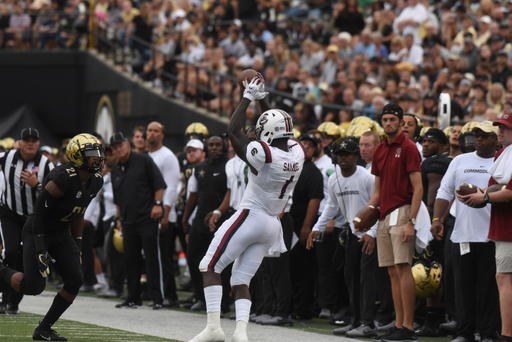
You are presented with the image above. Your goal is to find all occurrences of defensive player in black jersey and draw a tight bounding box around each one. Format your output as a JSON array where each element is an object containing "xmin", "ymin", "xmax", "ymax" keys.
[{"xmin": 0, "ymin": 133, "xmax": 105, "ymax": 341}]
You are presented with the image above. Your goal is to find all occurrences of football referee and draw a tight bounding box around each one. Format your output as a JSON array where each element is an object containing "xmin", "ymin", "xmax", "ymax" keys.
[{"xmin": 0, "ymin": 128, "xmax": 53, "ymax": 314}]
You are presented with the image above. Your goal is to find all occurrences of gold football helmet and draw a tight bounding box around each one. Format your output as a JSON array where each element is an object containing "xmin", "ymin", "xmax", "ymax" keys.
[
  {"xmin": 185, "ymin": 122, "xmax": 209, "ymax": 141},
  {"xmin": 113, "ymin": 229, "xmax": 124, "ymax": 253},
  {"xmin": 412, "ymin": 260, "xmax": 443, "ymax": 298},
  {"xmin": 318, "ymin": 122, "xmax": 344, "ymax": 140},
  {"xmin": 66, "ymin": 133, "xmax": 105, "ymax": 173}
]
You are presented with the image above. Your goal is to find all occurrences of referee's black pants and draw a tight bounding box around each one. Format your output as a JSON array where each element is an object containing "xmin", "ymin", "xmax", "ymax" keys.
[
  {"xmin": 452, "ymin": 241, "xmax": 500, "ymax": 340},
  {"xmin": 345, "ymin": 231, "xmax": 378, "ymax": 327},
  {"xmin": 122, "ymin": 220, "xmax": 163, "ymax": 304},
  {"xmin": 0, "ymin": 211, "xmax": 26, "ymax": 307}
]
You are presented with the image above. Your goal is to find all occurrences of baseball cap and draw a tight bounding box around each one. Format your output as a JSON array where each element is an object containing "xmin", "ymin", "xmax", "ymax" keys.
[
  {"xmin": 490, "ymin": 34, "xmax": 503, "ymax": 42},
  {"xmin": 382, "ymin": 103, "xmax": 404, "ymax": 119},
  {"xmin": 423, "ymin": 91, "xmax": 437, "ymax": 100},
  {"xmin": 480, "ymin": 15, "xmax": 492, "ymax": 24},
  {"xmin": 337, "ymin": 32, "xmax": 352, "ymax": 42},
  {"xmin": 299, "ymin": 133, "xmax": 321, "ymax": 146},
  {"xmin": 109, "ymin": 132, "xmax": 127, "ymax": 145},
  {"xmin": 334, "ymin": 139, "xmax": 359, "ymax": 154},
  {"xmin": 327, "ymin": 44, "xmax": 339, "ymax": 53},
  {"xmin": 40, "ymin": 145, "xmax": 53, "ymax": 154},
  {"xmin": 497, "ymin": 49, "xmax": 508, "ymax": 57},
  {"xmin": 460, "ymin": 78, "xmax": 472, "ymax": 87},
  {"xmin": 186, "ymin": 139, "xmax": 204, "ymax": 151},
  {"xmin": 472, "ymin": 121, "xmax": 499, "ymax": 134},
  {"xmin": 463, "ymin": 36, "xmax": 474, "ymax": 45},
  {"xmin": 423, "ymin": 128, "xmax": 448, "ymax": 144},
  {"xmin": 395, "ymin": 62, "xmax": 414, "ymax": 72},
  {"xmin": 448, "ymin": 53, "xmax": 460, "ymax": 60},
  {"xmin": 493, "ymin": 113, "xmax": 512, "ymax": 127},
  {"xmin": 21, "ymin": 127, "xmax": 39, "ymax": 140}
]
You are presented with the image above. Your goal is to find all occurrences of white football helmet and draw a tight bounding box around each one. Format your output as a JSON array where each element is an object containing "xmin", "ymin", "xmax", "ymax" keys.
[{"xmin": 255, "ymin": 109, "xmax": 294, "ymax": 144}]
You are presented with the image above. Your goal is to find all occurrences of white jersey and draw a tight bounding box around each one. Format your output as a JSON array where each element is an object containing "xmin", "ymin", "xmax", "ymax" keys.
[
  {"xmin": 225, "ymin": 156, "xmax": 248, "ymax": 210},
  {"xmin": 436, "ymin": 152, "xmax": 494, "ymax": 243},
  {"xmin": 149, "ymin": 146, "xmax": 180, "ymax": 222},
  {"xmin": 239, "ymin": 139, "xmax": 305, "ymax": 216},
  {"xmin": 313, "ymin": 166, "xmax": 377, "ymax": 238},
  {"xmin": 102, "ymin": 172, "xmax": 117, "ymax": 221}
]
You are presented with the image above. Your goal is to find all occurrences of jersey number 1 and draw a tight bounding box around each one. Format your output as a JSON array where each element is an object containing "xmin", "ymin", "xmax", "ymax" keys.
[{"xmin": 279, "ymin": 176, "xmax": 294, "ymax": 199}]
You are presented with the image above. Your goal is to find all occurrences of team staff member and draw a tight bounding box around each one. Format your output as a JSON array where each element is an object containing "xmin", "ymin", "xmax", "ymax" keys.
[
  {"xmin": 182, "ymin": 135, "xmax": 229, "ymax": 312},
  {"xmin": 308, "ymin": 139, "xmax": 379, "ymax": 338},
  {"xmin": 366, "ymin": 103, "xmax": 423, "ymax": 342},
  {"xmin": 110, "ymin": 132, "xmax": 166, "ymax": 309},
  {"xmin": 432, "ymin": 121, "xmax": 500, "ymax": 342},
  {"xmin": 289, "ymin": 133, "xmax": 324, "ymax": 321},
  {"xmin": 457, "ymin": 115, "xmax": 512, "ymax": 342},
  {"xmin": 0, "ymin": 134, "xmax": 104, "ymax": 341},
  {"xmin": 0, "ymin": 128, "xmax": 53, "ymax": 314},
  {"xmin": 146, "ymin": 121, "xmax": 181, "ymax": 307}
]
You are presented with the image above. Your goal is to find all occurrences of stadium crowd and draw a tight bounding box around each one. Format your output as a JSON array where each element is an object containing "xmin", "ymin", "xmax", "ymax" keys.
[{"xmin": 1, "ymin": 0, "xmax": 512, "ymax": 341}]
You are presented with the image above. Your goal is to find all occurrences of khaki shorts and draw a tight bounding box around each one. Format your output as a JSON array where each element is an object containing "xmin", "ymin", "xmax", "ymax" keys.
[
  {"xmin": 377, "ymin": 204, "xmax": 415, "ymax": 267},
  {"xmin": 496, "ymin": 240, "xmax": 512, "ymax": 273}
]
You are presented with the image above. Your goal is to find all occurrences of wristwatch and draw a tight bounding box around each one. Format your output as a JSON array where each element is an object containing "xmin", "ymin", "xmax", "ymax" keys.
[
  {"xmin": 36, "ymin": 183, "xmax": 42, "ymax": 191},
  {"xmin": 155, "ymin": 200, "xmax": 163, "ymax": 207},
  {"xmin": 408, "ymin": 218, "xmax": 416, "ymax": 225},
  {"xmin": 483, "ymin": 192, "xmax": 490, "ymax": 204}
]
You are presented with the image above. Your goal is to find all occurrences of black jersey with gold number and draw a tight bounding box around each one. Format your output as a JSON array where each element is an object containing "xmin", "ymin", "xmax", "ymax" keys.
[{"xmin": 41, "ymin": 163, "xmax": 103, "ymax": 232}]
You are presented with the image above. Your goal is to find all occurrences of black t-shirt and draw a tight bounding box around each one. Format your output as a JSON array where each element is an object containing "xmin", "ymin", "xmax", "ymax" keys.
[
  {"xmin": 133, "ymin": 15, "xmax": 153, "ymax": 43},
  {"xmin": 111, "ymin": 152, "xmax": 166, "ymax": 226},
  {"xmin": 421, "ymin": 153, "xmax": 452, "ymax": 205},
  {"xmin": 290, "ymin": 159, "xmax": 324, "ymax": 231},
  {"xmin": 38, "ymin": 163, "xmax": 103, "ymax": 232},
  {"xmin": 193, "ymin": 157, "xmax": 228, "ymax": 220}
]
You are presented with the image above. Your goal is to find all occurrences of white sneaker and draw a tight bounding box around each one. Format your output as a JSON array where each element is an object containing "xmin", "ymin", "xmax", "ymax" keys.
[{"xmin": 346, "ymin": 324, "xmax": 378, "ymax": 338}]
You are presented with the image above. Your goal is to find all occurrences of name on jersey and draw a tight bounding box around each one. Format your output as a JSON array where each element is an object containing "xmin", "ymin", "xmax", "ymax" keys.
[
  {"xmin": 336, "ymin": 190, "xmax": 360, "ymax": 196},
  {"xmin": 283, "ymin": 162, "xmax": 299, "ymax": 171},
  {"xmin": 464, "ymin": 169, "xmax": 488, "ymax": 174}
]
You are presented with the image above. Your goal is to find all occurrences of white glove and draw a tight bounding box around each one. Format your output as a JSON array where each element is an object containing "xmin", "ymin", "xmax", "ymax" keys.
[
  {"xmin": 243, "ymin": 75, "xmax": 263, "ymax": 102},
  {"xmin": 254, "ymin": 82, "xmax": 269, "ymax": 100}
]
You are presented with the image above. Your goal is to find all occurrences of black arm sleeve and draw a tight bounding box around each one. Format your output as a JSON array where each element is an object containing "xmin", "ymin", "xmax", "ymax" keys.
[{"xmin": 31, "ymin": 189, "xmax": 61, "ymax": 235}]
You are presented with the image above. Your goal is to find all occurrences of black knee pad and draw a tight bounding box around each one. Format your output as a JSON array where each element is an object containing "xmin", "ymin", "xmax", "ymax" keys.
[{"xmin": 62, "ymin": 284, "xmax": 80, "ymax": 296}]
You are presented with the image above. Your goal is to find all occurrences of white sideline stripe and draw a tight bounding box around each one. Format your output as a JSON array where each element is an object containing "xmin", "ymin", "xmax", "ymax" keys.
[{"xmin": 20, "ymin": 291, "xmax": 357, "ymax": 342}]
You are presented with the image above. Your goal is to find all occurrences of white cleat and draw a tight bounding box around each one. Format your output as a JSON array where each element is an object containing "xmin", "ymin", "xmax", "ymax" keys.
[
  {"xmin": 232, "ymin": 321, "xmax": 249, "ymax": 342},
  {"xmin": 188, "ymin": 312, "xmax": 225, "ymax": 342},
  {"xmin": 188, "ymin": 327, "xmax": 225, "ymax": 342}
]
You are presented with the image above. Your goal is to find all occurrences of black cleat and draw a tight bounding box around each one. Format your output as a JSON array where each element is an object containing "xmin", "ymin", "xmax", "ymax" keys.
[
  {"xmin": 115, "ymin": 300, "xmax": 142, "ymax": 308},
  {"xmin": 33, "ymin": 328, "xmax": 68, "ymax": 341}
]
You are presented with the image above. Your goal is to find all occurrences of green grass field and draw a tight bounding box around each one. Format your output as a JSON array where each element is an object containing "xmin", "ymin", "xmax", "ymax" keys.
[
  {"xmin": 0, "ymin": 285, "xmax": 455, "ymax": 342},
  {"xmin": 0, "ymin": 312, "xmax": 179, "ymax": 342}
]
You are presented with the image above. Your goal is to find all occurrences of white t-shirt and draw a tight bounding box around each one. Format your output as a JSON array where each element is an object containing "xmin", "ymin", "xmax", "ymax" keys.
[
  {"xmin": 149, "ymin": 146, "xmax": 180, "ymax": 223},
  {"xmin": 226, "ymin": 156, "xmax": 248, "ymax": 210},
  {"xmin": 416, "ymin": 141, "xmax": 425, "ymax": 162},
  {"xmin": 436, "ymin": 152, "xmax": 494, "ymax": 243},
  {"xmin": 314, "ymin": 154, "xmax": 335, "ymax": 214},
  {"xmin": 400, "ymin": 44, "xmax": 424, "ymax": 66},
  {"xmin": 394, "ymin": 3, "xmax": 428, "ymax": 45},
  {"xmin": 102, "ymin": 172, "xmax": 117, "ymax": 221},
  {"xmin": 239, "ymin": 139, "xmax": 305, "ymax": 216},
  {"xmin": 313, "ymin": 166, "xmax": 377, "ymax": 238}
]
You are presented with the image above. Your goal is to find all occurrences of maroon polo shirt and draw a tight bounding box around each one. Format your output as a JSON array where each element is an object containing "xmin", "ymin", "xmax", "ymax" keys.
[
  {"xmin": 487, "ymin": 147, "xmax": 512, "ymax": 242},
  {"xmin": 371, "ymin": 132, "xmax": 422, "ymax": 220}
]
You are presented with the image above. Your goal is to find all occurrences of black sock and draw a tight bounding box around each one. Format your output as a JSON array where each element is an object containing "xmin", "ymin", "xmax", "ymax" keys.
[
  {"xmin": 500, "ymin": 335, "xmax": 512, "ymax": 342},
  {"xmin": 37, "ymin": 293, "xmax": 72, "ymax": 331}
]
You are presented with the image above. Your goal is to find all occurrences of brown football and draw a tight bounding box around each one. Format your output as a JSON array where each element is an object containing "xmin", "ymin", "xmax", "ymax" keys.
[
  {"xmin": 487, "ymin": 184, "xmax": 507, "ymax": 193},
  {"xmin": 353, "ymin": 205, "xmax": 380, "ymax": 230},
  {"xmin": 238, "ymin": 69, "xmax": 258, "ymax": 89},
  {"xmin": 458, "ymin": 183, "xmax": 478, "ymax": 195}
]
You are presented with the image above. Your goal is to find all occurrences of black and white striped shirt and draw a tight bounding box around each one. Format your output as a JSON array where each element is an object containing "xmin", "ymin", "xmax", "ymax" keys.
[{"xmin": 0, "ymin": 150, "xmax": 54, "ymax": 217}]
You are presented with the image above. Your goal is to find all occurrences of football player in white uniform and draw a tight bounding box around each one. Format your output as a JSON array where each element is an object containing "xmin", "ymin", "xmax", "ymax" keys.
[{"xmin": 188, "ymin": 75, "xmax": 305, "ymax": 342}]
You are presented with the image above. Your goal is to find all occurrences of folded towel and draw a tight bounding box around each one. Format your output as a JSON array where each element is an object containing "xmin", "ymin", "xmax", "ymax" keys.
[
  {"xmin": 488, "ymin": 144, "xmax": 512, "ymax": 185},
  {"xmin": 415, "ymin": 201, "xmax": 433, "ymax": 253}
]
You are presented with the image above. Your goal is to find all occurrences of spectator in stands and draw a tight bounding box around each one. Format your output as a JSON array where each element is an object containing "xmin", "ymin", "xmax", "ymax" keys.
[
  {"xmin": 333, "ymin": 0, "xmax": 365, "ymax": 36},
  {"xmin": 299, "ymin": 39, "xmax": 322, "ymax": 75},
  {"xmin": 219, "ymin": 28, "xmax": 246, "ymax": 59},
  {"xmin": 4, "ymin": 3, "xmax": 31, "ymax": 49}
]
